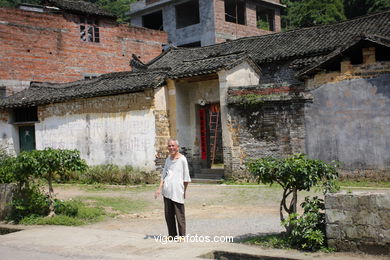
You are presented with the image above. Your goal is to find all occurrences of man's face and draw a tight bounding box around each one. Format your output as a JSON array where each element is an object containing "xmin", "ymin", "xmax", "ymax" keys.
[{"xmin": 168, "ymin": 140, "xmax": 179, "ymax": 155}]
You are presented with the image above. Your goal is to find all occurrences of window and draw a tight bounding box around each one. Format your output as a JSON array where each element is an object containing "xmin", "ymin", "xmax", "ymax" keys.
[
  {"xmin": 178, "ymin": 41, "xmax": 201, "ymax": 48},
  {"xmin": 0, "ymin": 87, "xmax": 6, "ymax": 99},
  {"xmin": 80, "ymin": 17, "xmax": 100, "ymax": 43},
  {"xmin": 13, "ymin": 107, "xmax": 38, "ymax": 123},
  {"xmin": 256, "ymin": 5, "xmax": 275, "ymax": 31},
  {"xmin": 84, "ymin": 75, "xmax": 99, "ymax": 80},
  {"xmin": 176, "ymin": 0, "xmax": 200, "ymax": 29},
  {"xmin": 142, "ymin": 10, "xmax": 163, "ymax": 30},
  {"xmin": 225, "ymin": 0, "xmax": 246, "ymax": 25}
]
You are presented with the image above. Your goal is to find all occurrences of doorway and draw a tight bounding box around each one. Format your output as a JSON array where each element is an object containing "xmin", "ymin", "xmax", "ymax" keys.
[
  {"xmin": 199, "ymin": 103, "xmax": 223, "ymax": 169},
  {"xmin": 19, "ymin": 125, "xmax": 36, "ymax": 152}
]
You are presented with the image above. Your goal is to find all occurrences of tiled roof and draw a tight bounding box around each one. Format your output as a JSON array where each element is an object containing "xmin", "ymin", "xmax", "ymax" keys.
[
  {"xmin": 0, "ymin": 70, "xmax": 167, "ymax": 108},
  {"xmin": 148, "ymin": 10, "xmax": 390, "ymax": 75},
  {"xmin": 43, "ymin": 0, "xmax": 116, "ymax": 18}
]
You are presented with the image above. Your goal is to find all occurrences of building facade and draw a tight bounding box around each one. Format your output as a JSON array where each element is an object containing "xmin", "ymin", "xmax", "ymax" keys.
[
  {"xmin": 1, "ymin": 10, "xmax": 389, "ymax": 179},
  {"xmin": 0, "ymin": 1, "xmax": 167, "ymax": 96},
  {"xmin": 128, "ymin": 0, "xmax": 283, "ymax": 47}
]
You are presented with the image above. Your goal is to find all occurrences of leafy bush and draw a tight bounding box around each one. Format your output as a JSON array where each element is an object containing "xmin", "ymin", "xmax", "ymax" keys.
[
  {"xmin": 54, "ymin": 199, "xmax": 80, "ymax": 217},
  {"xmin": 20, "ymin": 199, "xmax": 105, "ymax": 226},
  {"xmin": 247, "ymin": 153, "xmax": 338, "ymax": 225},
  {"xmin": 0, "ymin": 151, "xmax": 15, "ymax": 184},
  {"xmin": 9, "ymin": 184, "xmax": 50, "ymax": 223},
  {"xmin": 282, "ymin": 196, "xmax": 327, "ymax": 251}
]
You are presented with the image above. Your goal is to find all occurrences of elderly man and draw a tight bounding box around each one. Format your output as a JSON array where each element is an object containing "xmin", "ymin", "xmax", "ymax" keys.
[{"xmin": 154, "ymin": 139, "xmax": 191, "ymax": 238}]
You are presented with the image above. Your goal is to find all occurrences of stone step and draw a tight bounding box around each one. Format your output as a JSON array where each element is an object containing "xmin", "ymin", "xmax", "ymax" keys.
[
  {"xmin": 191, "ymin": 178, "xmax": 223, "ymax": 184},
  {"xmin": 200, "ymin": 168, "xmax": 224, "ymax": 175}
]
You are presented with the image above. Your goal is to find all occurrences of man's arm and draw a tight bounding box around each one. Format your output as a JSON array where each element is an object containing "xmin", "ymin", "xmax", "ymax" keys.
[
  {"xmin": 154, "ymin": 179, "xmax": 164, "ymax": 199},
  {"xmin": 184, "ymin": 182, "xmax": 189, "ymax": 199}
]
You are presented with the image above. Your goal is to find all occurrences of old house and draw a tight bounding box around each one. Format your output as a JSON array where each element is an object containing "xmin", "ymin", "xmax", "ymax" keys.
[
  {"xmin": 0, "ymin": 10, "xmax": 389, "ymax": 179},
  {"xmin": 128, "ymin": 0, "xmax": 283, "ymax": 47},
  {"xmin": 0, "ymin": 0, "xmax": 167, "ymax": 96}
]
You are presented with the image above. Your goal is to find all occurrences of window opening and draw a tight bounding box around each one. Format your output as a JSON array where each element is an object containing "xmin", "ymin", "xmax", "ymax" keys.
[
  {"xmin": 80, "ymin": 17, "xmax": 100, "ymax": 43},
  {"xmin": 176, "ymin": 0, "xmax": 200, "ymax": 29},
  {"xmin": 225, "ymin": 0, "xmax": 246, "ymax": 25},
  {"xmin": 142, "ymin": 10, "xmax": 164, "ymax": 30},
  {"xmin": 13, "ymin": 107, "xmax": 38, "ymax": 123},
  {"xmin": 256, "ymin": 5, "xmax": 275, "ymax": 31},
  {"xmin": 0, "ymin": 87, "xmax": 6, "ymax": 99},
  {"xmin": 178, "ymin": 41, "xmax": 201, "ymax": 48}
]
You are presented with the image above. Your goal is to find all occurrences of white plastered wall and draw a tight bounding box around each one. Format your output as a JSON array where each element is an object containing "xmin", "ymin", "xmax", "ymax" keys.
[{"xmin": 35, "ymin": 110, "xmax": 156, "ymax": 170}]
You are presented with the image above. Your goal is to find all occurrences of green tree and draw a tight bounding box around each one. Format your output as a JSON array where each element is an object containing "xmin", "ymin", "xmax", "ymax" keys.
[
  {"xmin": 0, "ymin": 0, "xmax": 40, "ymax": 8},
  {"xmin": 93, "ymin": 0, "xmax": 134, "ymax": 23},
  {"xmin": 282, "ymin": 0, "xmax": 346, "ymax": 30},
  {"xmin": 246, "ymin": 153, "xmax": 338, "ymax": 231},
  {"xmin": 343, "ymin": 0, "xmax": 390, "ymax": 19},
  {"xmin": 1, "ymin": 148, "xmax": 87, "ymax": 217},
  {"xmin": 33, "ymin": 148, "xmax": 88, "ymax": 216}
]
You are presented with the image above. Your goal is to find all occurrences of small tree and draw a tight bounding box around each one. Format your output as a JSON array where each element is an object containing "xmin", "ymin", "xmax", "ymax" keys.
[
  {"xmin": 33, "ymin": 148, "xmax": 88, "ymax": 216},
  {"xmin": 1, "ymin": 148, "xmax": 87, "ymax": 218},
  {"xmin": 247, "ymin": 153, "xmax": 338, "ymax": 231}
]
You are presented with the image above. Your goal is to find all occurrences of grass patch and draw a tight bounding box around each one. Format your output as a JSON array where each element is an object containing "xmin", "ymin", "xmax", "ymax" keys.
[
  {"xmin": 338, "ymin": 180, "xmax": 390, "ymax": 189},
  {"xmin": 243, "ymin": 233, "xmax": 291, "ymax": 249},
  {"xmin": 76, "ymin": 196, "xmax": 149, "ymax": 214},
  {"xmin": 19, "ymin": 200, "xmax": 105, "ymax": 226},
  {"xmin": 243, "ymin": 233, "xmax": 335, "ymax": 253}
]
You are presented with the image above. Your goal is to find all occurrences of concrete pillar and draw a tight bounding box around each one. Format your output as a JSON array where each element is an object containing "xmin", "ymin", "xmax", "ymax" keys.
[{"xmin": 166, "ymin": 79, "xmax": 177, "ymax": 138}]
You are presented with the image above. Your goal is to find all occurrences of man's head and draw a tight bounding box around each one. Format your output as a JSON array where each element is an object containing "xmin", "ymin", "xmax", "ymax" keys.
[{"xmin": 167, "ymin": 139, "xmax": 179, "ymax": 156}]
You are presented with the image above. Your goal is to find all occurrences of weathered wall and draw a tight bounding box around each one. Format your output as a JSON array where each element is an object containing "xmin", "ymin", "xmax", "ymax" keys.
[
  {"xmin": 305, "ymin": 74, "xmax": 390, "ymax": 172},
  {"xmin": 0, "ymin": 183, "xmax": 16, "ymax": 220},
  {"xmin": 325, "ymin": 192, "xmax": 390, "ymax": 255},
  {"xmin": 218, "ymin": 62, "xmax": 261, "ymax": 176},
  {"xmin": 0, "ymin": 7, "xmax": 167, "ymax": 94},
  {"xmin": 34, "ymin": 92, "xmax": 157, "ymax": 169},
  {"xmin": 0, "ymin": 111, "xmax": 17, "ymax": 156}
]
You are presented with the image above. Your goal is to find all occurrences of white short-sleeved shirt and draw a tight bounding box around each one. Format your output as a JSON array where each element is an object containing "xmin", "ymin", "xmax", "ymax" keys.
[{"xmin": 161, "ymin": 155, "xmax": 191, "ymax": 204}]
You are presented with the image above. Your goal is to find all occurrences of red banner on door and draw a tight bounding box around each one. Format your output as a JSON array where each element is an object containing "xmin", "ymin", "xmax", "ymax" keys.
[{"xmin": 199, "ymin": 108, "xmax": 207, "ymax": 160}]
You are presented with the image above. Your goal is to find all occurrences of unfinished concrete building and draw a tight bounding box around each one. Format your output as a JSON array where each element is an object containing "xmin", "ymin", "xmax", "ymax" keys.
[{"xmin": 128, "ymin": 0, "xmax": 283, "ymax": 47}]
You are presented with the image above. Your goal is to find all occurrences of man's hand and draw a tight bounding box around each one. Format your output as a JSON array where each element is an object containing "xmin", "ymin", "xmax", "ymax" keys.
[{"xmin": 154, "ymin": 189, "xmax": 161, "ymax": 199}]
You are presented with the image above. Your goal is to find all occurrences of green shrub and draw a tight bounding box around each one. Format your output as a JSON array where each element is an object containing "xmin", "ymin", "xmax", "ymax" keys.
[
  {"xmin": 76, "ymin": 164, "xmax": 159, "ymax": 185},
  {"xmin": 247, "ymin": 154, "xmax": 338, "ymax": 225},
  {"xmin": 282, "ymin": 196, "xmax": 326, "ymax": 251},
  {"xmin": 54, "ymin": 199, "xmax": 80, "ymax": 217},
  {"xmin": 9, "ymin": 184, "xmax": 50, "ymax": 223}
]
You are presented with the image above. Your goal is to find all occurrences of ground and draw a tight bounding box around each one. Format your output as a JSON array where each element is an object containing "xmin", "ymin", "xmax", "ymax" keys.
[{"xmin": 1, "ymin": 183, "xmax": 389, "ymax": 260}]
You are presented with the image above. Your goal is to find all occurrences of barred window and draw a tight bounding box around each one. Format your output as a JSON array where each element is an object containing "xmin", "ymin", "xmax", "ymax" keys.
[{"xmin": 80, "ymin": 17, "xmax": 100, "ymax": 43}]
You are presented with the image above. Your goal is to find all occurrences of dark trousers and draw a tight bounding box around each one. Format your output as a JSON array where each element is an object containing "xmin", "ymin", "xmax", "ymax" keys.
[{"xmin": 163, "ymin": 197, "xmax": 186, "ymax": 237}]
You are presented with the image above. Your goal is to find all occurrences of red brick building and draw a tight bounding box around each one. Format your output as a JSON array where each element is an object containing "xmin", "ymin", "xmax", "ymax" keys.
[{"xmin": 0, "ymin": 0, "xmax": 167, "ymax": 96}]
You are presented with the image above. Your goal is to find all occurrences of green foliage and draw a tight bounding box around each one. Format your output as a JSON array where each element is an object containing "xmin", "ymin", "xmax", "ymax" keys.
[
  {"xmin": 76, "ymin": 164, "xmax": 159, "ymax": 185},
  {"xmin": 9, "ymin": 184, "xmax": 50, "ymax": 223},
  {"xmin": 93, "ymin": 0, "xmax": 135, "ymax": 23},
  {"xmin": 282, "ymin": 0, "xmax": 346, "ymax": 30},
  {"xmin": 247, "ymin": 154, "xmax": 339, "ymax": 193},
  {"xmin": 0, "ymin": 148, "xmax": 15, "ymax": 184},
  {"xmin": 282, "ymin": 196, "xmax": 327, "ymax": 251},
  {"xmin": 343, "ymin": 0, "xmax": 390, "ymax": 19},
  {"xmin": 19, "ymin": 199, "xmax": 105, "ymax": 225},
  {"xmin": 243, "ymin": 233, "xmax": 291, "ymax": 249},
  {"xmin": 0, "ymin": 0, "xmax": 40, "ymax": 8},
  {"xmin": 247, "ymin": 153, "xmax": 338, "ymax": 227}
]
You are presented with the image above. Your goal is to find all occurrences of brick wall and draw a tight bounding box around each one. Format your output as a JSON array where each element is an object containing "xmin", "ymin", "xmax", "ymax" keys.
[
  {"xmin": 326, "ymin": 192, "xmax": 390, "ymax": 255},
  {"xmin": 214, "ymin": 0, "xmax": 280, "ymax": 43},
  {"xmin": 0, "ymin": 7, "xmax": 167, "ymax": 91}
]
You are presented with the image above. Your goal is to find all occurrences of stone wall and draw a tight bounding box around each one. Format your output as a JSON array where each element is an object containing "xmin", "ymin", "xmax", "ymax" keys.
[
  {"xmin": 0, "ymin": 184, "xmax": 16, "ymax": 220},
  {"xmin": 325, "ymin": 192, "xmax": 390, "ymax": 255}
]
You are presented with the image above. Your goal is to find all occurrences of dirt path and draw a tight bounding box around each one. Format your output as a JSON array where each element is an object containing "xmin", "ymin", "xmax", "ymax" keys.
[{"xmin": 53, "ymin": 184, "xmax": 319, "ymax": 239}]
